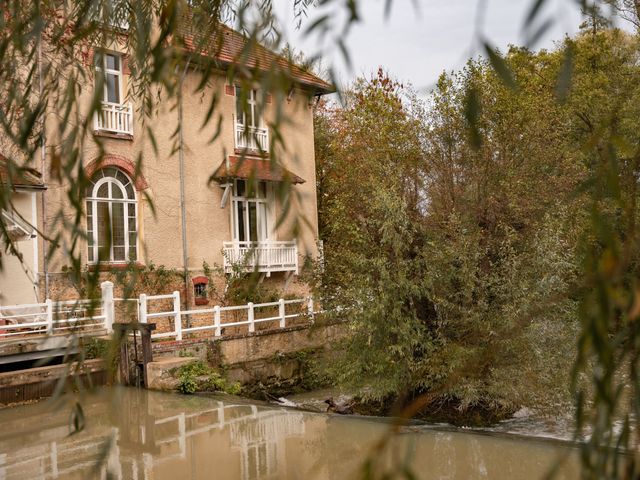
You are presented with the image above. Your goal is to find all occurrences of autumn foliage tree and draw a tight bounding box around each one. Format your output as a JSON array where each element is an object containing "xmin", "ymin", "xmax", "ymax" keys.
[{"xmin": 315, "ymin": 26, "xmax": 640, "ymax": 431}]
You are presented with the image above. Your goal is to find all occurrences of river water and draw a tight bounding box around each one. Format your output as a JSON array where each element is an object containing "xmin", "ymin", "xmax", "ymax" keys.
[{"xmin": 0, "ymin": 387, "xmax": 580, "ymax": 479}]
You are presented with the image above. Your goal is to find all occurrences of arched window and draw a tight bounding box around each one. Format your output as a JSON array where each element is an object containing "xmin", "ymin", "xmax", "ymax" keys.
[{"xmin": 86, "ymin": 167, "xmax": 137, "ymax": 263}]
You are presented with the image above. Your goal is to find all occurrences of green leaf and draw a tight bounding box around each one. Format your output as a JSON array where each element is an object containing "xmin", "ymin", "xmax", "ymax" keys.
[
  {"xmin": 463, "ymin": 85, "xmax": 482, "ymax": 149},
  {"xmin": 555, "ymin": 44, "xmax": 574, "ymax": 102},
  {"xmin": 525, "ymin": 17, "xmax": 554, "ymax": 48},
  {"xmin": 524, "ymin": 0, "xmax": 548, "ymax": 29},
  {"xmin": 482, "ymin": 40, "xmax": 517, "ymax": 90}
]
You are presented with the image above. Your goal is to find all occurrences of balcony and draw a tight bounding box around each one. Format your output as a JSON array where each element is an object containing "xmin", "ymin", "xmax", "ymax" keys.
[
  {"xmin": 235, "ymin": 124, "xmax": 268, "ymax": 152},
  {"xmin": 223, "ymin": 241, "xmax": 298, "ymax": 274},
  {"xmin": 94, "ymin": 102, "xmax": 133, "ymax": 136}
]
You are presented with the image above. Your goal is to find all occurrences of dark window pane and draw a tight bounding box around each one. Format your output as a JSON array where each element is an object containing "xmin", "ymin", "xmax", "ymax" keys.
[
  {"xmin": 235, "ymin": 180, "xmax": 245, "ymax": 197},
  {"xmin": 115, "ymin": 170, "xmax": 127, "ymax": 185},
  {"xmin": 113, "ymin": 246, "xmax": 125, "ymax": 261},
  {"xmin": 129, "ymin": 232, "xmax": 137, "ymax": 260},
  {"xmin": 112, "ymin": 203, "xmax": 125, "ymax": 248},
  {"xmin": 249, "ymin": 203, "xmax": 257, "ymax": 241},
  {"xmin": 97, "ymin": 202, "xmax": 110, "ymax": 259},
  {"xmin": 97, "ymin": 183, "xmax": 109, "ymax": 198},
  {"xmin": 194, "ymin": 283, "xmax": 207, "ymax": 298},
  {"xmin": 106, "ymin": 53, "xmax": 119, "ymax": 71},
  {"xmin": 106, "ymin": 73, "xmax": 120, "ymax": 103},
  {"xmin": 125, "ymin": 182, "xmax": 134, "ymax": 199},
  {"xmin": 237, "ymin": 202, "xmax": 245, "ymax": 241},
  {"xmin": 112, "ymin": 183, "xmax": 124, "ymax": 199}
]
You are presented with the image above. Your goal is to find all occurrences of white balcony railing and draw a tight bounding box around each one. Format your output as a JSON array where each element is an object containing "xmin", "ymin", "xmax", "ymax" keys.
[
  {"xmin": 223, "ymin": 241, "xmax": 298, "ymax": 274},
  {"xmin": 94, "ymin": 102, "xmax": 133, "ymax": 135},
  {"xmin": 235, "ymin": 124, "xmax": 268, "ymax": 151}
]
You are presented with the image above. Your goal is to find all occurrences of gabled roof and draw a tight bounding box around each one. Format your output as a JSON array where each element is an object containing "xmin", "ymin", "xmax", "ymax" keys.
[
  {"xmin": 178, "ymin": 18, "xmax": 334, "ymax": 94},
  {"xmin": 213, "ymin": 156, "xmax": 305, "ymax": 184},
  {"xmin": 0, "ymin": 155, "xmax": 46, "ymax": 191}
]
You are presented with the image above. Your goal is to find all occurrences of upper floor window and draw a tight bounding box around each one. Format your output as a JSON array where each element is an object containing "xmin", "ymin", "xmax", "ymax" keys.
[
  {"xmin": 235, "ymin": 87, "xmax": 268, "ymax": 151},
  {"xmin": 235, "ymin": 87, "xmax": 262, "ymax": 129},
  {"xmin": 95, "ymin": 52, "xmax": 122, "ymax": 104},
  {"xmin": 86, "ymin": 168, "xmax": 137, "ymax": 264}
]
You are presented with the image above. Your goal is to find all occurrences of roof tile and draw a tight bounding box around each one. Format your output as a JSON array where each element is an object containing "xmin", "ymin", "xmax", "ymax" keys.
[{"xmin": 213, "ymin": 156, "xmax": 305, "ymax": 184}]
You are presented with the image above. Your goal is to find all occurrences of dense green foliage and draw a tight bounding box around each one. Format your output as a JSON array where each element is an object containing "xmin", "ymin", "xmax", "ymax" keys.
[
  {"xmin": 315, "ymin": 26, "xmax": 640, "ymax": 433},
  {"xmin": 175, "ymin": 361, "xmax": 241, "ymax": 395}
]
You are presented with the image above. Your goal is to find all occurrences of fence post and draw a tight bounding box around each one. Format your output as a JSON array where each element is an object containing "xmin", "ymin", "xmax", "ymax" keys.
[
  {"xmin": 307, "ymin": 297, "xmax": 315, "ymax": 324},
  {"xmin": 139, "ymin": 294, "xmax": 148, "ymax": 324},
  {"xmin": 279, "ymin": 299, "xmax": 286, "ymax": 328},
  {"xmin": 173, "ymin": 291, "xmax": 182, "ymax": 341},
  {"xmin": 101, "ymin": 281, "xmax": 115, "ymax": 333},
  {"xmin": 45, "ymin": 299, "xmax": 53, "ymax": 334},
  {"xmin": 214, "ymin": 305, "xmax": 221, "ymax": 337},
  {"xmin": 248, "ymin": 302, "xmax": 255, "ymax": 333}
]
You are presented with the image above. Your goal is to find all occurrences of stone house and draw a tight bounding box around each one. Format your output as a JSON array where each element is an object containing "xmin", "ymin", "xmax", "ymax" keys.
[{"xmin": 0, "ymin": 13, "xmax": 332, "ymax": 307}]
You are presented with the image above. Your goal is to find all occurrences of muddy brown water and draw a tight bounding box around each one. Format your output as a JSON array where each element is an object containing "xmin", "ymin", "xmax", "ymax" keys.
[{"xmin": 0, "ymin": 387, "xmax": 580, "ymax": 479}]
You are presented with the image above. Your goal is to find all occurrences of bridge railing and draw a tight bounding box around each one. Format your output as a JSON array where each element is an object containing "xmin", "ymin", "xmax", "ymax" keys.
[
  {"xmin": 0, "ymin": 282, "xmax": 114, "ymax": 340},
  {"xmin": 139, "ymin": 290, "xmax": 314, "ymax": 341}
]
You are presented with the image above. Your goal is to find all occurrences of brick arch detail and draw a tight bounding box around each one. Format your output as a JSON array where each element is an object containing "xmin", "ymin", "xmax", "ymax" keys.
[{"xmin": 85, "ymin": 155, "xmax": 149, "ymax": 191}]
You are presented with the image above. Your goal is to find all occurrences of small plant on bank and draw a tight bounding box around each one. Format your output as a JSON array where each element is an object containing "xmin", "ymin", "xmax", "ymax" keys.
[{"xmin": 175, "ymin": 361, "xmax": 241, "ymax": 395}]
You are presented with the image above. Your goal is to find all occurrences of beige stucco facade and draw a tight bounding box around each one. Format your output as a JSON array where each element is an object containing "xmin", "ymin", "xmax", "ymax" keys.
[
  {"xmin": 0, "ymin": 191, "xmax": 40, "ymax": 305},
  {"xmin": 1, "ymin": 26, "xmax": 327, "ymax": 307}
]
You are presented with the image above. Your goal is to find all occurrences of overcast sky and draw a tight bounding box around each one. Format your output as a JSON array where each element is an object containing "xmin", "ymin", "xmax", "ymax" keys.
[{"xmin": 272, "ymin": 0, "xmax": 622, "ymax": 92}]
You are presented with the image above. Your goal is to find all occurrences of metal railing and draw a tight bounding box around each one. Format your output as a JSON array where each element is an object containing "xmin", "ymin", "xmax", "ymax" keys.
[
  {"xmin": 140, "ymin": 290, "xmax": 314, "ymax": 341},
  {"xmin": 94, "ymin": 101, "xmax": 133, "ymax": 135},
  {"xmin": 223, "ymin": 240, "xmax": 298, "ymax": 274},
  {"xmin": 235, "ymin": 123, "xmax": 268, "ymax": 151}
]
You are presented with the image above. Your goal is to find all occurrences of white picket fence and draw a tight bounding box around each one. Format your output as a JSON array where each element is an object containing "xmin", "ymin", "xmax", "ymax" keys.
[
  {"xmin": 140, "ymin": 290, "xmax": 314, "ymax": 341},
  {"xmin": 0, "ymin": 281, "xmax": 314, "ymax": 342}
]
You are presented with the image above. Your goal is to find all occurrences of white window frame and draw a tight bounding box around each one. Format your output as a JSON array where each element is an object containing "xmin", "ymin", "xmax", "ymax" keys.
[
  {"xmin": 230, "ymin": 179, "xmax": 273, "ymax": 243},
  {"xmin": 86, "ymin": 169, "xmax": 137, "ymax": 264},
  {"xmin": 95, "ymin": 52, "xmax": 123, "ymax": 105},
  {"xmin": 235, "ymin": 87, "xmax": 263, "ymax": 129}
]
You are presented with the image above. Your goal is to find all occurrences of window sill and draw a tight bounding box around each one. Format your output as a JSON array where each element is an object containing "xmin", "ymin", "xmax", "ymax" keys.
[
  {"xmin": 94, "ymin": 130, "xmax": 133, "ymax": 141},
  {"xmin": 87, "ymin": 262, "xmax": 145, "ymax": 272},
  {"xmin": 194, "ymin": 297, "xmax": 209, "ymax": 306}
]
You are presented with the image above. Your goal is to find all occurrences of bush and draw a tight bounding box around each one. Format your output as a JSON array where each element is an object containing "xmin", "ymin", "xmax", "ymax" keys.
[{"xmin": 175, "ymin": 361, "xmax": 241, "ymax": 395}]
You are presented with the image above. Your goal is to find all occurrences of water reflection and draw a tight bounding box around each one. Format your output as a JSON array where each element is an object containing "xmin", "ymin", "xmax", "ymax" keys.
[{"xmin": 0, "ymin": 388, "xmax": 580, "ymax": 479}]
